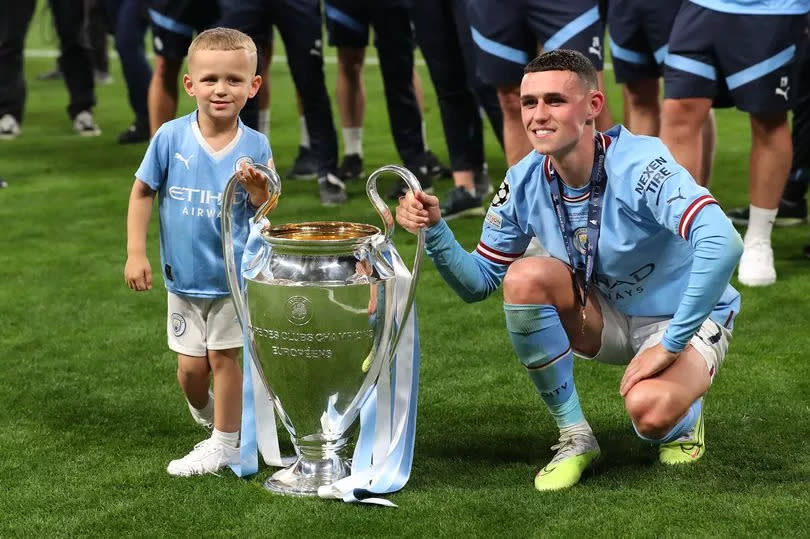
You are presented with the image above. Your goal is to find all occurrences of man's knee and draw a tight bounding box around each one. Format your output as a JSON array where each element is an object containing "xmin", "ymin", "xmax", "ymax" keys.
[
  {"xmin": 662, "ymin": 98, "xmax": 709, "ymax": 129},
  {"xmin": 503, "ymin": 257, "xmax": 568, "ymax": 305},
  {"xmin": 624, "ymin": 382, "xmax": 680, "ymax": 439},
  {"xmin": 337, "ymin": 48, "xmax": 364, "ymax": 77}
]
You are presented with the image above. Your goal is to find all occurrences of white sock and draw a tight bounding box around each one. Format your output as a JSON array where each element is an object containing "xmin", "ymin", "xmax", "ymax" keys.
[
  {"xmin": 421, "ymin": 121, "xmax": 429, "ymax": 151},
  {"xmin": 560, "ymin": 420, "xmax": 592, "ymax": 437},
  {"xmin": 258, "ymin": 108, "xmax": 270, "ymax": 135},
  {"xmin": 211, "ymin": 428, "xmax": 240, "ymax": 449},
  {"xmin": 342, "ymin": 127, "xmax": 363, "ymax": 156},
  {"xmin": 299, "ymin": 115, "xmax": 310, "ymax": 149},
  {"xmin": 744, "ymin": 204, "xmax": 777, "ymax": 245}
]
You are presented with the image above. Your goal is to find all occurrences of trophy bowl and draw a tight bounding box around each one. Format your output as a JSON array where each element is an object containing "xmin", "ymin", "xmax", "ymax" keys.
[{"xmin": 222, "ymin": 165, "xmax": 423, "ymax": 496}]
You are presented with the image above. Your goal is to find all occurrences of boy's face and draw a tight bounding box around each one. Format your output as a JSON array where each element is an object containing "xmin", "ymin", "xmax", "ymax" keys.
[
  {"xmin": 519, "ymin": 70, "xmax": 603, "ymax": 156},
  {"xmin": 183, "ymin": 49, "xmax": 261, "ymax": 122}
]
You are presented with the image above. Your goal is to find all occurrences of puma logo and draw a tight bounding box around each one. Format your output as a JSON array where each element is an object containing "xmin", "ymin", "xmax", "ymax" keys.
[
  {"xmin": 776, "ymin": 76, "xmax": 790, "ymax": 101},
  {"xmin": 588, "ymin": 37, "xmax": 602, "ymax": 61},
  {"xmin": 175, "ymin": 152, "xmax": 193, "ymax": 169},
  {"xmin": 666, "ymin": 188, "xmax": 686, "ymax": 205}
]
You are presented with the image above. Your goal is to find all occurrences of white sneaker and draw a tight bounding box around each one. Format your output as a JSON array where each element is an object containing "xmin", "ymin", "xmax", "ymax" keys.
[
  {"xmin": 738, "ymin": 239, "xmax": 776, "ymax": 286},
  {"xmin": 167, "ymin": 437, "xmax": 238, "ymax": 477},
  {"xmin": 187, "ymin": 389, "xmax": 214, "ymax": 430},
  {"xmin": 73, "ymin": 110, "xmax": 101, "ymax": 136},
  {"xmin": 0, "ymin": 114, "xmax": 20, "ymax": 140}
]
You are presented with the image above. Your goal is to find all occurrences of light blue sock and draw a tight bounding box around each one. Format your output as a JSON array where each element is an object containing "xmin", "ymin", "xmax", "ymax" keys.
[
  {"xmin": 634, "ymin": 398, "xmax": 703, "ymax": 444},
  {"xmin": 504, "ymin": 303, "xmax": 586, "ymax": 429}
]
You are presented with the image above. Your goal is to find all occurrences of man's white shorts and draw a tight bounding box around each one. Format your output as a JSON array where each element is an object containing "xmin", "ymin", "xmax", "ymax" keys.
[
  {"xmin": 574, "ymin": 293, "xmax": 732, "ymax": 383},
  {"xmin": 167, "ymin": 292, "xmax": 242, "ymax": 357}
]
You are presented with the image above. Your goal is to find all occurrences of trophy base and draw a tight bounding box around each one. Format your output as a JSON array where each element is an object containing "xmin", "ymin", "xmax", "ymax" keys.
[{"xmin": 264, "ymin": 456, "xmax": 350, "ymax": 497}]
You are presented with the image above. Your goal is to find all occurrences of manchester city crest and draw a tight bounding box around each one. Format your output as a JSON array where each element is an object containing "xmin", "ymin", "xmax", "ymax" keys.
[
  {"xmin": 286, "ymin": 296, "xmax": 312, "ymax": 326},
  {"xmin": 573, "ymin": 227, "xmax": 588, "ymax": 255},
  {"xmin": 234, "ymin": 155, "xmax": 255, "ymax": 172},
  {"xmin": 170, "ymin": 313, "xmax": 186, "ymax": 337}
]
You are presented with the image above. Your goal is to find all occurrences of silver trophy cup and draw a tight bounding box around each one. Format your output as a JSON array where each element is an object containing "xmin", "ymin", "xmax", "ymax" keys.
[{"xmin": 222, "ymin": 164, "xmax": 423, "ymax": 496}]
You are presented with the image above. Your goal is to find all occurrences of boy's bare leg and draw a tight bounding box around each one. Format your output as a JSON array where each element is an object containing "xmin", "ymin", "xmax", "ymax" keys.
[
  {"xmin": 208, "ymin": 348, "xmax": 242, "ymax": 433},
  {"xmin": 177, "ymin": 353, "xmax": 211, "ymax": 409}
]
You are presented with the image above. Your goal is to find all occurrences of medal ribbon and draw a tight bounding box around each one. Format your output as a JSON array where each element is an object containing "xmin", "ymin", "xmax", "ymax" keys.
[{"xmin": 548, "ymin": 133, "xmax": 608, "ymax": 308}]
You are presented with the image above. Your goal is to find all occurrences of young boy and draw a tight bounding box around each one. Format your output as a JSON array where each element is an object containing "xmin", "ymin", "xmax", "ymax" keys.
[{"xmin": 125, "ymin": 27, "xmax": 272, "ymax": 477}]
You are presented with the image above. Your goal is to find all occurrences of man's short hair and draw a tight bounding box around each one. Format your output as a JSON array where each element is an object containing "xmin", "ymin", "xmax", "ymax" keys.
[
  {"xmin": 187, "ymin": 27, "xmax": 257, "ymax": 69},
  {"xmin": 524, "ymin": 49, "xmax": 598, "ymax": 91}
]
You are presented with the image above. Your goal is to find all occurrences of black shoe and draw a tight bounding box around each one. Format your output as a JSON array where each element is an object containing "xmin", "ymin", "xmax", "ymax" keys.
[
  {"xmin": 474, "ymin": 165, "xmax": 494, "ymax": 198},
  {"xmin": 318, "ymin": 172, "xmax": 347, "ymax": 206},
  {"xmin": 337, "ymin": 153, "xmax": 364, "ymax": 181},
  {"xmin": 726, "ymin": 199, "xmax": 807, "ymax": 227},
  {"xmin": 803, "ymin": 244, "xmax": 810, "ymax": 260},
  {"xmin": 441, "ymin": 187, "xmax": 484, "ymax": 221},
  {"xmin": 118, "ymin": 119, "xmax": 149, "ymax": 144},
  {"xmin": 426, "ymin": 150, "xmax": 451, "ymax": 180},
  {"xmin": 286, "ymin": 146, "xmax": 318, "ymax": 180}
]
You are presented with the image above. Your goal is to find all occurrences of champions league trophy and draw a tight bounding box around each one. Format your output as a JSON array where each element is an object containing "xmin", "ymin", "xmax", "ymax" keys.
[{"xmin": 222, "ymin": 164, "xmax": 423, "ymax": 497}]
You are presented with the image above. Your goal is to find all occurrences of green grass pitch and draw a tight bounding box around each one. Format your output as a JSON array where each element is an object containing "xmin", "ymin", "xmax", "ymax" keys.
[{"xmin": 1, "ymin": 11, "xmax": 809, "ymax": 537}]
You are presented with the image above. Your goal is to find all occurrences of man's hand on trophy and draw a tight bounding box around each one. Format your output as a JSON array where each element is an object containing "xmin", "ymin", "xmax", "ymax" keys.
[
  {"xmin": 395, "ymin": 191, "xmax": 440, "ymax": 234},
  {"xmin": 238, "ymin": 162, "xmax": 270, "ymax": 208},
  {"xmin": 124, "ymin": 255, "xmax": 153, "ymax": 291}
]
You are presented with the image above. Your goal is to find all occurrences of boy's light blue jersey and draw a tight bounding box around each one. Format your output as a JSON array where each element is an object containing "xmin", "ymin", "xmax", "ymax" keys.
[
  {"xmin": 426, "ymin": 125, "xmax": 742, "ymax": 353},
  {"xmin": 689, "ymin": 0, "xmax": 810, "ymax": 14},
  {"xmin": 135, "ymin": 111, "xmax": 272, "ymax": 298}
]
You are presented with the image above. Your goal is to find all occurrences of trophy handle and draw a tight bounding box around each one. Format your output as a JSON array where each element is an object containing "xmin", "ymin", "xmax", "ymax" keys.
[
  {"xmin": 366, "ymin": 165, "xmax": 425, "ymax": 354},
  {"xmin": 222, "ymin": 163, "xmax": 282, "ymax": 325}
]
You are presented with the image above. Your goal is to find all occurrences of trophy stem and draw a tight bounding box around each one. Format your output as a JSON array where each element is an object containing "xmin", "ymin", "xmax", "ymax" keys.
[{"xmin": 264, "ymin": 437, "xmax": 352, "ymax": 497}]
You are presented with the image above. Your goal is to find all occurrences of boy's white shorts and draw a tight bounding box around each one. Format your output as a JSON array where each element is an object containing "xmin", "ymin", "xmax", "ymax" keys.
[
  {"xmin": 167, "ymin": 292, "xmax": 242, "ymax": 357},
  {"xmin": 574, "ymin": 292, "xmax": 732, "ymax": 383}
]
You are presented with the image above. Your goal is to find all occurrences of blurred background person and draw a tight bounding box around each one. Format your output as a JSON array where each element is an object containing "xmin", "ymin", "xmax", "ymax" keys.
[
  {"xmin": 0, "ymin": 0, "xmax": 101, "ymax": 139},
  {"xmin": 106, "ymin": 0, "xmax": 152, "ymax": 143},
  {"xmin": 659, "ymin": 0, "xmax": 810, "ymax": 287},
  {"xmin": 409, "ymin": 0, "xmax": 504, "ymax": 220}
]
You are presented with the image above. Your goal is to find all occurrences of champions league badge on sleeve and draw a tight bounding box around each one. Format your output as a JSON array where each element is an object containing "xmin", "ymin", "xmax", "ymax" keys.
[{"xmin": 491, "ymin": 179, "xmax": 510, "ymax": 208}]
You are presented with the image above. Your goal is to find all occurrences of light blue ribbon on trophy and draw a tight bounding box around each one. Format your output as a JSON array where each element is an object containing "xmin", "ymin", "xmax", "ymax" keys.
[
  {"xmin": 316, "ymin": 238, "xmax": 420, "ymax": 507},
  {"xmin": 230, "ymin": 219, "xmax": 290, "ymax": 476}
]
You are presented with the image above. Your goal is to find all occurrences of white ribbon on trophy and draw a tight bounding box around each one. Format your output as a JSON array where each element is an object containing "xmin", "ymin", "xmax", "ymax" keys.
[
  {"xmin": 315, "ymin": 237, "xmax": 420, "ymax": 507},
  {"xmin": 231, "ymin": 221, "xmax": 420, "ymax": 507}
]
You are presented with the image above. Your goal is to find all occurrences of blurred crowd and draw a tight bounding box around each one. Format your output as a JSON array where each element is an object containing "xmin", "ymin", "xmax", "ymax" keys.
[{"xmin": 1, "ymin": 0, "xmax": 809, "ymax": 284}]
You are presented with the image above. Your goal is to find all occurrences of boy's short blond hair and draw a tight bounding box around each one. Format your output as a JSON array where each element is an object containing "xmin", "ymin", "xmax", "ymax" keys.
[{"xmin": 187, "ymin": 27, "xmax": 258, "ymax": 69}]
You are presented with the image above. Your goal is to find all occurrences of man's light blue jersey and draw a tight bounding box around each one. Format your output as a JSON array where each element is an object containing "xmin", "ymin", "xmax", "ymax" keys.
[
  {"xmin": 689, "ymin": 0, "xmax": 810, "ymax": 14},
  {"xmin": 425, "ymin": 125, "xmax": 742, "ymax": 353},
  {"xmin": 135, "ymin": 111, "xmax": 272, "ymax": 299}
]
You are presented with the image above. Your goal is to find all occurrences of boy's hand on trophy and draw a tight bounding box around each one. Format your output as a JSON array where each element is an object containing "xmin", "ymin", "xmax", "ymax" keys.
[
  {"xmin": 125, "ymin": 255, "xmax": 153, "ymax": 291},
  {"xmin": 396, "ymin": 191, "xmax": 440, "ymax": 234},
  {"xmin": 239, "ymin": 162, "xmax": 270, "ymax": 207}
]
